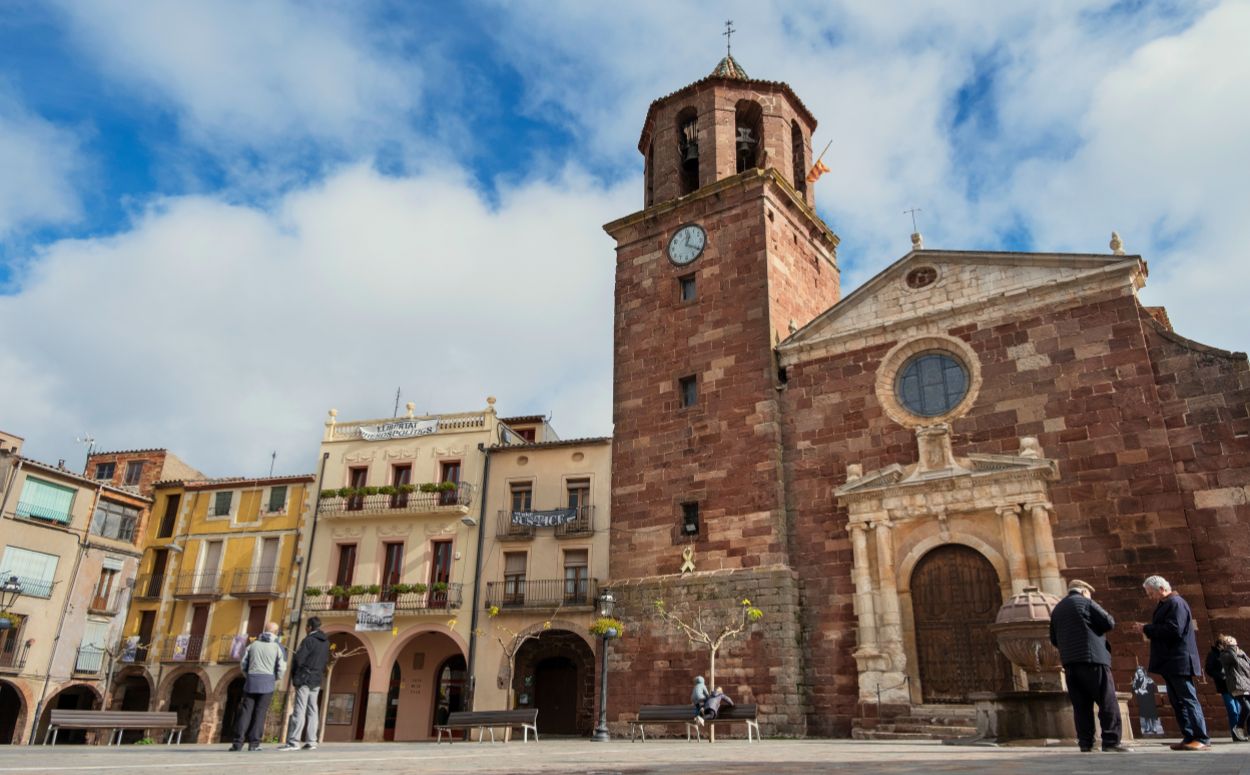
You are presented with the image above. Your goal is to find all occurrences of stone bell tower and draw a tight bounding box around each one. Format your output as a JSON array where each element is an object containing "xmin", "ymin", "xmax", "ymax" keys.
[{"xmin": 602, "ymin": 56, "xmax": 841, "ymax": 733}]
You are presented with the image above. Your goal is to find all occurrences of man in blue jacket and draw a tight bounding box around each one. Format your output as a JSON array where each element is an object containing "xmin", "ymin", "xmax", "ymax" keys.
[
  {"xmin": 1138, "ymin": 575, "xmax": 1210, "ymax": 750},
  {"xmin": 1049, "ymin": 580, "xmax": 1129, "ymax": 752}
]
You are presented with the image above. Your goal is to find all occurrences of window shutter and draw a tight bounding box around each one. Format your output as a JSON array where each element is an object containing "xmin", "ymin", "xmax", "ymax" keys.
[
  {"xmin": 0, "ymin": 546, "xmax": 59, "ymax": 597},
  {"xmin": 17, "ymin": 477, "xmax": 76, "ymax": 524},
  {"xmin": 504, "ymin": 553, "xmax": 527, "ymax": 575}
]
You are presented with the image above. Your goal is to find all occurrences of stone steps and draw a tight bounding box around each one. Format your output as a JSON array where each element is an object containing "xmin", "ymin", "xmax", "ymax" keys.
[{"xmin": 852, "ymin": 704, "xmax": 978, "ymax": 741}]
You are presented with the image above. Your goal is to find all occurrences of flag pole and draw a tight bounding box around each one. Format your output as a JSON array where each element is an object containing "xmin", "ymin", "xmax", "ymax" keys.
[{"xmin": 813, "ymin": 139, "xmax": 833, "ymax": 165}]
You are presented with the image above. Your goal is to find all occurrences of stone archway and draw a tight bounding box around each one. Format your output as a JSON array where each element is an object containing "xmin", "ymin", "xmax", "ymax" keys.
[
  {"xmin": 383, "ymin": 630, "xmax": 464, "ymax": 741},
  {"xmin": 164, "ymin": 672, "xmax": 207, "ymax": 743},
  {"xmin": 0, "ymin": 680, "xmax": 25, "ymax": 744},
  {"xmin": 38, "ymin": 683, "xmax": 102, "ymax": 744},
  {"xmin": 110, "ymin": 668, "xmax": 154, "ymax": 742},
  {"xmin": 323, "ymin": 631, "xmax": 372, "ymax": 743},
  {"xmin": 910, "ymin": 545, "xmax": 1013, "ymax": 703},
  {"xmin": 512, "ymin": 629, "xmax": 596, "ymax": 736},
  {"xmin": 216, "ymin": 675, "xmax": 244, "ymax": 743}
]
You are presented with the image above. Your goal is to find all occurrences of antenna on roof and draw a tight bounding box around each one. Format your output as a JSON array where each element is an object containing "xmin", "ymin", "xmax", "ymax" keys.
[
  {"xmin": 75, "ymin": 433, "xmax": 96, "ymax": 476},
  {"xmin": 269, "ymin": 451, "xmax": 277, "ymax": 477},
  {"xmin": 393, "ymin": 387, "xmax": 401, "ymax": 418},
  {"xmin": 904, "ymin": 208, "xmax": 924, "ymax": 250}
]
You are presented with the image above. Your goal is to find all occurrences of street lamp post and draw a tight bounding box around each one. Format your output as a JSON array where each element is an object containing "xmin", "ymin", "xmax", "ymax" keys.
[{"xmin": 591, "ymin": 589, "xmax": 616, "ymax": 742}]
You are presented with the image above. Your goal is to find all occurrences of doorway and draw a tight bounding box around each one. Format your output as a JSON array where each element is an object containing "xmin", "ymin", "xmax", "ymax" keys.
[
  {"xmin": 188, "ymin": 605, "xmax": 209, "ymax": 660},
  {"xmin": 430, "ymin": 655, "xmax": 466, "ymax": 738},
  {"xmin": 216, "ymin": 677, "xmax": 244, "ymax": 743},
  {"xmin": 166, "ymin": 673, "xmax": 206, "ymax": 743},
  {"xmin": 535, "ymin": 657, "xmax": 578, "ymax": 735},
  {"xmin": 383, "ymin": 662, "xmax": 401, "ymax": 741},
  {"xmin": 910, "ymin": 545, "xmax": 1013, "ymax": 703},
  {"xmin": 0, "ymin": 680, "xmax": 23, "ymax": 744}
]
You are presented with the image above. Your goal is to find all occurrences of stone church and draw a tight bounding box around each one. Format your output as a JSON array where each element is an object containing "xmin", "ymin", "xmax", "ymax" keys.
[{"xmin": 603, "ymin": 56, "xmax": 1250, "ymax": 737}]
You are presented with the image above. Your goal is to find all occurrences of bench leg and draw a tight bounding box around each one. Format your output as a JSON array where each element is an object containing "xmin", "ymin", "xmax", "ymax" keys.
[{"xmin": 52, "ymin": 728, "xmax": 59, "ymax": 746}]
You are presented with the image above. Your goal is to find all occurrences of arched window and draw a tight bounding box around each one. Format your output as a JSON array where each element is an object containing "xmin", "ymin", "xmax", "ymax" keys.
[
  {"xmin": 676, "ymin": 107, "xmax": 699, "ymax": 195},
  {"xmin": 735, "ymin": 100, "xmax": 763, "ymax": 173},
  {"xmin": 791, "ymin": 120, "xmax": 806, "ymax": 195}
]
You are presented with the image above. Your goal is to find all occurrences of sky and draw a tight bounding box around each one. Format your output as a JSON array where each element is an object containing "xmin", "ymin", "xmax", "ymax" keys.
[{"xmin": 1, "ymin": 0, "xmax": 1247, "ymax": 477}]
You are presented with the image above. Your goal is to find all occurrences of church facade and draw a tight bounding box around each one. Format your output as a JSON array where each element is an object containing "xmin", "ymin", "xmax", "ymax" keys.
[{"xmin": 604, "ymin": 58, "xmax": 1250, "ymax": 737}]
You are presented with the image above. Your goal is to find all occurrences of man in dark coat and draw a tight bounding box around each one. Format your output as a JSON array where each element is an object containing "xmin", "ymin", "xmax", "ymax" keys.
[
  {"xmin": 1138, "ymin": 575, "xmax": 1210, "ymax": 750},
  {"xmin": 1049, "ymin": 580, "xmax": 1129, "ymax": 752},
  {"xmin": 278, "ymin": 617, "xmax": 331, "ymax": 751}
]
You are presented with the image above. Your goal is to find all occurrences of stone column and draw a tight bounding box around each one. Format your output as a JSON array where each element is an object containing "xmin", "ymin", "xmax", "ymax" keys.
[
  {"xmin": 996, "ymin": 505, "xmax": 1031, "ymax": 593},
  {"xmin": 362, "ymin": 691, "xmax": 388, "ymax": 741},
  {"xmin": 873, "ymin": 520, "xmax": 902, "ymax": 662},
  {"xmin": 849, "ymin": 523, "xmax": 878, "ymax": 650},
  {"xmin": 1028, "ymin": 501, "xmax": 1064, "ymax": 597}
]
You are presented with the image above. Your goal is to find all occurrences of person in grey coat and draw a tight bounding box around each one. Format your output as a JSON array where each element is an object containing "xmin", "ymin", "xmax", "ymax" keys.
[
  {"xmin": 1048, "ymin": 580, "xmax": 1128, "ymax": 752},
  {"xmin": 691, "ymin": 676, "xmax": 709, "ymax": 727},
  {"xmin": 1217, "ymin": 635, "xmax": 1250, "ymax": 741},
  {"xmin": 230, "ymin": 622, "xmax": 287, "ymax": 751}
]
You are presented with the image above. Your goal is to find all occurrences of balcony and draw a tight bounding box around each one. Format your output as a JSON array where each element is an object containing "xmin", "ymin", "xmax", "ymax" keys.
[
  {"xmin": 157, "ymin": 634, "xmax": 214, "ymax": 663},
  {"xmin": 74, "ymin": 645, "xmax": 106, "ymax": 675},
  {"xmin": 495, "ymin": 505, "xmax": 595, "ymax": 541},
  {"xmin": 484, "ymin": 578, "xmax": 598, "ymax": 611},
  {"xmin": 87, "ymin": 593, "xmax": 122, "ymax": 616},
  {"xmin": 172, "ymin": 572, "xmax": 223, "ymax": 600},
  {"xmin": 0, "ymin": 641, "xmax": 29, "ymax": 673},
  {"xmin": 218, "ymin": 636, "xmax": 250, "ymax": 663},
  {"xmin": 303, "ymin": 583, "xmax": 463, "ymax": 614},
  {"xmin": 230, "ymin": 567, "xmax": 286, "ymax": 598},
  {"xmin": 14, "ymin": 500, "xmax": 71, "ymax": 526},
  {"xmin": 133, "ymin": 573, "xmax": 166, "ymax": 600},
  {"xmin": 318, "ymin": 483, "xmax": 475, "ymax": 519},
  {"xmin": 0, "ymin": 574, "xmax": 53, "ymax": 599},
  {"xmin": 115, "ymin": 636, "xmax": 153, "ymax": 665}
]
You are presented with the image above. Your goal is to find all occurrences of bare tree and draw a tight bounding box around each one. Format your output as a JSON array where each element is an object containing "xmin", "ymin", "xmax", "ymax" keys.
[
  {"xmin": 478, "ymin": 604, "xmax": 563, "ymax": 709},
  {"xmin": 317, "ymin": 643, "xmax": 367, "ymax": 743},
  {"xmin": 652, "ymin": 597, "xmax": 764, "ymax": 689}
]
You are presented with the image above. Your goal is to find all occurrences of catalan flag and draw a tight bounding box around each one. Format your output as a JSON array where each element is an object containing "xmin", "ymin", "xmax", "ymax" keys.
[{"xmin": 805, "ymin": 159, "xmax": 830, "ymax": 184}]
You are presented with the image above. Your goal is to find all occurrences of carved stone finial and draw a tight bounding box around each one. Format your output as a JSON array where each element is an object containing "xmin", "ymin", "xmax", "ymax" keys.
[
  {"xmin": 846, "ymin": 463, "xmax": 863, "ymax": 482},
  {"xmin": 405, "ymin": 401, "xmax": 416, "ymax": 418},
  {"xmin": 486, "ymin": 396, "xmax": 496, "ymax": 406},
  {"xmin": 328, "ymin": 409, "xmax": 337, "ymax": 417},
  {"xmin": 788, "ymin": 319, "xmax": 798, "ymax": 336},
  {"xmin": 911, "ymin": 232, "xmax": 923, "ymax": 250},
  {"xmin": 1110, "ymin": 231, "xmax": 1124, "ymax": 255},
  {"xmin": 1019, "ymin": 436, "xmax": 1042, "ymax": 459}
]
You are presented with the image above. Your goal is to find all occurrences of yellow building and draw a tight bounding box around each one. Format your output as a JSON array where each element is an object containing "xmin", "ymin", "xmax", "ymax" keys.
[
  {"xmin": 0, "ymin": 439, "xmax": 150, "ymax": 745},
  {"xmin": 474, "ymin": 422, "xmax": 611, "ymax": 736},
  {"xmin": 115, "ymin": 473, "xmax": 314, "ymax": 743}
]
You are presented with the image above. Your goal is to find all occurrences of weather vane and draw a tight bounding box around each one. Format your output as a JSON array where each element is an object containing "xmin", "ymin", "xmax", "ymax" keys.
[{"xmin": 723, "ymin": 20, "xmax": 735, "ymax": 57}]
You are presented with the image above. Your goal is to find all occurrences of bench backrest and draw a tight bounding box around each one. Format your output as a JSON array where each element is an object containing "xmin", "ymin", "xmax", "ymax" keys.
[
  {"xmin": 49, "ymin": 710, "xmax": 180, "ymax": 726},
  {"xmin": 713, "ymin": 704, "xmax": 758, "ymax": 720},
  {"xmin": 637, "ymin": 704, "xmax": 698, "ymax": 721},
  {"xmin": 444, "ymin": 709, "xmax": 538, "ymax": 726}
]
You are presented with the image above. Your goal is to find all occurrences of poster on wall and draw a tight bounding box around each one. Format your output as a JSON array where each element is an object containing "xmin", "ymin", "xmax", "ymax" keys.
[
  {"xmin": 510, "ymin": 508, "xmax": 577, "ymax": 527},
  {"xmin": 120, "ymin": 635, "xmax": 139, "ymax": 663},
  {"xmin": 172, "ymin": 633, "xmax": 190, "ymax": 661},
  {"xmin": 356, "ymin": 602, "xmax": 395, "ymax": 632},
  {"xmin": 358, "ymin": 419, "xmax": 438, "ymax": 441},
  {"xmin": 326, "ymin": 693, "xmax": 355, "ymax": 725},
  {"xmin": 230, "ymin": 634, "xmax": 249, "ymax": 661}
]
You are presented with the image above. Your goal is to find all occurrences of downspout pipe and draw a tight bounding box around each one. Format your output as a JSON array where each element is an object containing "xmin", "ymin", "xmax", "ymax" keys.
[
  {"xmin": 465, "ymin": 442, "xmax": 491, "ymax": 710},
  {"xmin": 280, "ymin": 451, "xmax": 330, "ymax": 726}
]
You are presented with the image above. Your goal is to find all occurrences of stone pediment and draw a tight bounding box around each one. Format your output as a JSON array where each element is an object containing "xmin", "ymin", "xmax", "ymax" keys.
[
  {"xmin": 779, "ymin": 249, "xmax": 1146, "ymax": 364},
  {"xmin": 835, "ymin": 454, "xmax": 1058, "ymax": 499}
]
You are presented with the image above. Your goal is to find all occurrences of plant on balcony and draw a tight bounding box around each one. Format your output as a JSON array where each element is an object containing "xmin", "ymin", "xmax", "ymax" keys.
[
  {"xmin": 379, "ymin": 485, "xmax": 398, "ymax": 496},
  {"xmin": 319, "ymin": 489, "xmax": 338, "ymax": 500},
  {"xmin": 431, "ymin": 581, "xmax": 449, "ymax": 592},
  {"xmin": 398, "ymin": 483, "xmax": 417, "ymax": 494},
  {"xmin": 418, "ymin": 482, "xmax": 439, "ymax": 493},
  {"xmin": 437, "ymin": 481, "xmax": 458, "ymax": 492},
  {"xmin": 589, "ymin": 617, "xmax": 625, "ymax": 638},
  {"xmin": 652, "ymin": 596, "xmax": 763, "ymax": 690},
  {"xmin": 304, "ymin": 587, "xmax": 324, "ymax": 597},
  {"xmin": 364, "ymin": 584, "xmax": 381, "ymax": 595},
  {"xmin": 388, "ymin": 583, "xmax": 414, "ymax": 595},
  {"xmin": 336, "ymin": 487, "xmax": 354, "ymax": 499},
  {"xmin": 346, "ymin": 585, "xmax": 371, "ymax": 597},
  {"xmin": 326, "ymin": 585, "xmax": 349, "ymax": 598},
  {"xmin": 363, "ymin": 486, "xmax": 380, "ymax": 496}
]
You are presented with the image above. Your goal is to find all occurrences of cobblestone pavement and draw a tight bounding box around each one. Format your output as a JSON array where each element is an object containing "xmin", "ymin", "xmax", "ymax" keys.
[{"xmin": 0, "ymin": 739, "xmax": 1247, "ymax": 775}]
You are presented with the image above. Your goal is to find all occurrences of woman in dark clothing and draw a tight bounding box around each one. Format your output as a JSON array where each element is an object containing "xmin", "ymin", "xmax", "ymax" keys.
[
  {"xmin": 1217, "ymin": 635, "xmax": 1250, "ymax": 741},
  {"xmin": 1207, "ymin": 640, "xmax": 1244, "ymax": 741}
]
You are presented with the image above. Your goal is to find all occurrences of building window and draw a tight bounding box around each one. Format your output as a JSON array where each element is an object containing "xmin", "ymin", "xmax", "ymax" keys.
[
  {"xmin": 791, "ymin": 119, "xmax": 807, "ymax": 195},
  {"xmin": 266, "ymin": 485, "xmax": 287, "ymax": 513},
  {"xmin": 211, "ymin": 491, "xmax": 232, "ymax": 517},
  {"xmin": 0, "ymin": 546, "xmax": 58, "ymax": 597},
  {"xmin": 92, "ymin": 567, "xmax": 119, "ymax": 611},
  {"xmin": 391, "ymin": 464, "xmax": 412, "ymax": 508},
  {"xmin": 679, "ymin": 274, "xmax": 696, "ymax": 302},
  {"xmin": 895, "ymin": 352, "xmax": 969, "ymax": 417},
  {"xmin": 681, "ymin": 502, "xmax": 700, "ymax": 536},
  {"xmin": 503, "ymin": 552, "xmax": 527, "ymax": 605},
  {"xmin": 0, "ymin": 614, "xmax": 27, "ymax": 669},
  {"xmin": 94, "ymin": 462, "xmax": 116, "ymax": 481},
  {"xmin": 678, "ymin": 375, "xmax": 698, "ymax": 408},
  {"xmin": 91, "ymin": 499, "xmax": 139, "ymax": 542},
  {"xmin": 677, "ymin": 107, "xmax": 700, "ymax": 195},
  {"xmin": 15, "ymin": 477, "xmax": 76, "ymax": 524},
  {"xmin": 348, "ymin": 466, "xmax": 368, "ymax": 511},
  {"xmin": 124, "ymin": 461, "xmax": 145, "ymax": 486},
  {"xmin": 157, "ymin": 493, "xmax": 180, "ymax": 538},
  {"xmin": 510, "ymin": 482, "xmax": 533, "ymax": 513},
  {"xmin": 563, "ymin": 549, "xmax": 588, "ymax": 603}
]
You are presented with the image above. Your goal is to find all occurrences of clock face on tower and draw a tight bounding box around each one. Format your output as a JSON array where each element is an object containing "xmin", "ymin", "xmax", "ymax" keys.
[{"xmin": 667, "ymin": 224, "xmax": 707, "ymax": 266}]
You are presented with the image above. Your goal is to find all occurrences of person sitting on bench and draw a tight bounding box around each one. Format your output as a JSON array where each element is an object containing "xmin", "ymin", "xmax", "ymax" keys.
[{"xmin": 691, "ymin": 676, "xmax": 710, "ymax": 727}]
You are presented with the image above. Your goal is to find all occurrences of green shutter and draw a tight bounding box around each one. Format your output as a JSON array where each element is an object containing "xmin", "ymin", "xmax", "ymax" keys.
[{"xmin": 16, "ymin": 477, "xmax": 76, "ymax": 524}]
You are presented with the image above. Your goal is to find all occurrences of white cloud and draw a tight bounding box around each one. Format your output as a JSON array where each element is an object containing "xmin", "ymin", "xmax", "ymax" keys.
[
  {"xmin": 52, "ymin": 0, "xmax": 420, "ymax": 150},
  {"xmin": 0, "ymin": 90, "xmax": 84, "ymax": 239},
  {"xmin": 3, "ymin": 164, "xmax": 632, "ymax": 474}
]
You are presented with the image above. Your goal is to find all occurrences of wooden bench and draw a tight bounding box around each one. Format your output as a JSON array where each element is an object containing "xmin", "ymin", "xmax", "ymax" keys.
[
  {"xmin": 434, "ymin": 709, "xmax": 538, "ymax": 743},
  {"xmin": 44, "ymin": 710, "xmax": 183, "ymax": 745},
  {"xmin": 629, "ymin": 703, "xmax": 760, "ymax": 742}
]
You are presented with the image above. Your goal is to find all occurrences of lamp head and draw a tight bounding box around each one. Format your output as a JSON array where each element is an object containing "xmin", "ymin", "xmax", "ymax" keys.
[
  {"xmin": 598, "ymin": 589, "xmax": 616, "ymax": 618},
  {"xmin": 460, "ymin": 515, "xmax": 477, "ymax": 527}
]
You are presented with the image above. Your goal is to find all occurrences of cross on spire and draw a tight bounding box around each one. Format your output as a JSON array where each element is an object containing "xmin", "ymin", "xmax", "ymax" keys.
[{"xmin": 723, "ymin": 20, "xmax": 735, "ymax": 57}]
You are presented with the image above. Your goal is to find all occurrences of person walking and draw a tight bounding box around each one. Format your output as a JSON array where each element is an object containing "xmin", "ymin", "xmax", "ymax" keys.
[
  {"xmin": 1136, "ymin": 575, "xmax": 1210, "ymax": 751},
  {"xmin": 278, "ymin": 617, "xmax": 331, "ymax": 751},
  {"xmin": 1206, "ymin": 638, "xmax": 1245, "ymax": 742},
  {"xmin": 1048, "ymin": 579, "xmax": 1130, "ymax": 752},
  {"xmin": 230, "ymin": 622, "xmax": 287, "ymax": 752},
  {"xmin": 1216, "ymin": 635, "xmax": 1250, "ymax": 742}
]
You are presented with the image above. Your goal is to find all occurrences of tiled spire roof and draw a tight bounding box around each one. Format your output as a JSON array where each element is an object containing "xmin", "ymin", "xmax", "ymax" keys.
[{"xmin": 711, "ymin": 54, "xmax": 748, "ymax": 79}]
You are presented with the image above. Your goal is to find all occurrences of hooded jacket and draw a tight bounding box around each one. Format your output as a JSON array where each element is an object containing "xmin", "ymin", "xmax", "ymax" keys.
[
  {"xmin": 241, "ymin": 631, "xmax": 286, "ymax": 694},
  {"xmin": 691, "ymin": 676, "xmax": 709, "ymax": 704},
  {"xmin": 291, "ymin": 629, "xmax": 331, "ymax": 688},
  {"xmin": 1219, "ymin": 647, "xmax": 1250, "ymax": 696},
  {"xmin": 1206, "ymin": 645, "xmax": 1229, "ymax": 694}
]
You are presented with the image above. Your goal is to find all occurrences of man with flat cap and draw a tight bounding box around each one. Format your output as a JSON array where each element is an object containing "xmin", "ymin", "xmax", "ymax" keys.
[{"xmin": 1050, "ymin": 580, "xmax": 1131, "ymax": 752}]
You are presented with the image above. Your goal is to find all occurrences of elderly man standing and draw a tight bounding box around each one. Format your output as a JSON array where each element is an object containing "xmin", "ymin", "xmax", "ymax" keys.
[
  {"xmin": 1138, "ymin": 576, "xmax": 1210, "ymax": 751},
  {"xmin": 1049, "ymin": 579, "xmax": 1130, "ymax": 752},
  {"xmin": 230, "ymin": 622, "xmax": 287, "ymax": 752}
]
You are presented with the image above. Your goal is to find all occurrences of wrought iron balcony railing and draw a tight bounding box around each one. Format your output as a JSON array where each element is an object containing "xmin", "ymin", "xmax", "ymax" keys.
[
  {"xmin": 484, "ymin": 578, "xmax": 598, "ymax": 611},
  {"xmin": 88, "ymin": 592, "xmax": 122, "ymax": 616},
  {"xmin": 495, "ymin": 505, "xmax": 594, "ymax": 540},
  {"xmin": 74, "ymin": 645, "xmax": 106, "ymax": 674},
  {"xmin": 172, "ymin": 572, "xmax": 223, "ymax": 599},
  {"xmin": 218, "ymin": 635, "xmax": 252, "ymax": 663},
  {"xmin": 157, "ymin": 634, "xmax": 214, "ymax": 663},
  {"xmin": 0, "ymin": 641, "xmax": 29, "ymax": 672},
  {"xmin": 303, "ymin": 582, "xmax": 463, "ymax": 613},
  {"xmin": 0, "ymin": 573, "xmax": 53, "ymax": 598},
  {"xmin": 318, "ymin": 483, "xmax": 475, "ymax": 518},
  {"xmin": 230, "ymin": 567, "xmax": 286, "ymax": 598},
  {"xmin": 133, "ymin": 573, "xmax": 166, "ymax": 600}
]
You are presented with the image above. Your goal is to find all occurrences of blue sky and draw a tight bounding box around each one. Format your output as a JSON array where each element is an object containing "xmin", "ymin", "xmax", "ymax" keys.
[{"xmin": 1, "ymin": 1, "xmax": 1246, "ymax": 475}]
